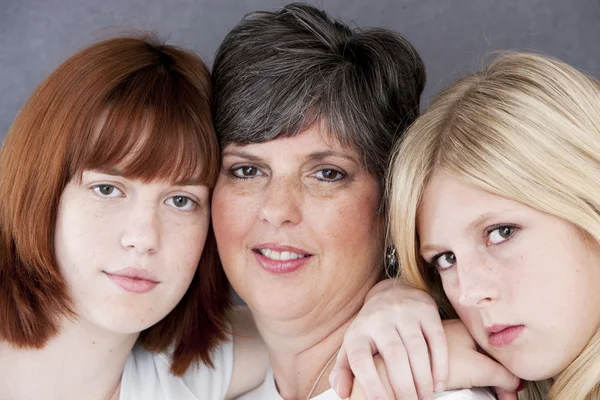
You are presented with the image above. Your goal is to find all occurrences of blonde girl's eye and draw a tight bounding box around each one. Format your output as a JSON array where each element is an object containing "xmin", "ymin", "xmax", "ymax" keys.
[
  {"xmin": 487, "ymin": 225, "xmax": 518, "ymax": 245},
  {"xmin": 92, "ymin": 184, "xmax": 123, "ymax": 198},
  {"xmin": 165, "ymin": 195, "xmax": 197, "ymax": 211},
  {"xmin": 432, "ymin": 252, "xmax": 456, "ymax": 270}
]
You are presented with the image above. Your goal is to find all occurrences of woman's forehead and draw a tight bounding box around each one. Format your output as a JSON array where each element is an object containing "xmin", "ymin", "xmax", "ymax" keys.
[{"xmin": 223, "ymin": 124, "xmax": 362, "ymax": 163}]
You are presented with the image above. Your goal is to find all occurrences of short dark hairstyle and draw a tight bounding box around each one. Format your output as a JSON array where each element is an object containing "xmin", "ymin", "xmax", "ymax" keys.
[
  {"xmin": 0, "ymin": 35, "xmax": 230, "ymax": 375},
  {"xmin": 212, "ymin": 2, "xmax": 426, "ymax": 189}
]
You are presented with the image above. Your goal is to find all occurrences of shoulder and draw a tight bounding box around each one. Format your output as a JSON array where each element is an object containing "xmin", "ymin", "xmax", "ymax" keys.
[
  {"xmin": 225, "ymin": 306, "xmax": 270, "ymax": 398},
  {"xmin": 120, "ymin": 338, "xmax": 234, "ymax": 400},
  {"xmin": 235, "ymin": 368, "xmax": 278, "ymax": 400}
]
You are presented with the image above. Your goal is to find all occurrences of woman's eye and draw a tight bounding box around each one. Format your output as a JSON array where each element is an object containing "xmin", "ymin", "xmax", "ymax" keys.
[
  {"xmin": 314, "ymin": 168, "xmax": 345, "ymax": 182},
  {"xmin": 165, "ymin": 195, "xmax": 197, "ymax": 211},
  {"xmin": 487, "ymin": 225, "xmax": 518, "ymax": 245},
  {"xmin": 433, "ymin": 252, "xmax": 456, "ymax": 270},
  {"xmin": 231, "ymin": 166, "xmax": 263, "ymax": 179},
  {"xmin": 92, "ymin": 184, "xmax": 123, "ymax": 198}
]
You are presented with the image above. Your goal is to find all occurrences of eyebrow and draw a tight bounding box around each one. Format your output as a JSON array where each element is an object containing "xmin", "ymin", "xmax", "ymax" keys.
[
  {"xmin": 222, "ymin": 149, "xmax": 360, "ymax": 164},
  {"xmin": 94, "ymin": 167, "xmax": 123, "ymax": 177},
  {"xmin": 221, "ymin": 150, "xmax": 262, "ymax": 161}
]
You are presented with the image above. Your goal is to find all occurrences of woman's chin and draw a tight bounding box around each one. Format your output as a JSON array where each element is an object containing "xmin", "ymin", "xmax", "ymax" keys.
[
  {"xmin": 500, "ymin": 354, "xmax": 565, "ymax": 382},
  {"xmin": 245, "ymin": 293, "xmax": 319, "ymax": 323}
]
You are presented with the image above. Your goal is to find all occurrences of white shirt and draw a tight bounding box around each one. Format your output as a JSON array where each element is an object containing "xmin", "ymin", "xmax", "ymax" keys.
[
  {"xmin": 119, "ymin": 337, "xmax": 233, "ymax": 400},
  {"xmin": 237, "ymin": 368, "xmax": 496, "ymax": 400}
]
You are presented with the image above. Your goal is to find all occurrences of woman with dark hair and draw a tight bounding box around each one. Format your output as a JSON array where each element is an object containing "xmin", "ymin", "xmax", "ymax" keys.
[{"xmin": 211, "ymin": 3, "xmax": 502, "ymax": 399}]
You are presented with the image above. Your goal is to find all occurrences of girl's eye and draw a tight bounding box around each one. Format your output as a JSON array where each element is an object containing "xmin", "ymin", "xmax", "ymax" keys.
[
  {"xmin": 92, "ymin": 184, "xmax": 123, "ymax": 198},
  {"xmin": 314, "ymin": 168, "xmax": 345, "ymax": 182},
  {"xmin": 231, "ymin": 166, "xmax": 263, "ymax": 179},
  {"xmin": 165, "ymin": 195, "xmax": 197, "ymax": 211},
  {"xmin": 487, "ymin": 225, "xmax": 518, "ymax": 245},
  {"xmin": 432, "ymin": 252, "xmax": 456, "ymax": 270}
]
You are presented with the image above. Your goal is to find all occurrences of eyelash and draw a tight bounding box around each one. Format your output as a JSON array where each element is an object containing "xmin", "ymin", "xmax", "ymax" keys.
[
  {"xmin": 425, "ymin": 224, "xmax": 520, "ymax": 271},
  {"xmin": 312, "ymin": 168, "xmax": 346, "ymax": 183},
  {"xmin": 91, "ymin": 184, "xmax": 198, "ymax": 212},
  {"xmin": 228, "ymin": 165, "xmax": 347, "ymax": 183},
  {"xmin": 229, "ymin": 165, "xmax": 264, "ymax": 180}
]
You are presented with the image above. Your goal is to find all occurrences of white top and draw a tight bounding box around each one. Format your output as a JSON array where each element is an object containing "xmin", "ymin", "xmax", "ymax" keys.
[
  {"xmin": 119, "ymin": 337, "xmax": 234, "ymax": 400},
  {"xmin": 237, "ymin": 368, "xmax": 496, "ymax": 400}
]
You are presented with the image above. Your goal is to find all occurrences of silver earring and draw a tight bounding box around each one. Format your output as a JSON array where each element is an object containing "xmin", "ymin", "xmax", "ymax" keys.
[{"xmin": 386, "ymin": 246, "xmax": 398, "ymax": 269}]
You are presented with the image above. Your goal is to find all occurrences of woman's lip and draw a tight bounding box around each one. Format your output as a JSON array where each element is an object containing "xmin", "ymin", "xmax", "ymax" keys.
[
  {"xmin": 487, "ymin": 325, "xmax": 525, "ymax": 347},
  {"xmin": 104, "ymin": 272, "xmax": 160, "ymax": 294},
  {"xmin": 252, "ymin": 242, "xmax": 312, "ymax": 254},
  {"xmin": 253, "ymin": 251, "xmax": 312, "ymax": 274},
  {"xmin": 103, "ymin": 267, "xmax": 160, "ymax": 294},
  {"xmin": 105, "ymin": 267, "xmax": 160, "ymax": 282}
]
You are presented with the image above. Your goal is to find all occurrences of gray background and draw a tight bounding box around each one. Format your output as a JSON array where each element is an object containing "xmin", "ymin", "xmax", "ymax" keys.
[{"xmin": 2, "ymin": 0, "xmax": 600, "ymax": 140}]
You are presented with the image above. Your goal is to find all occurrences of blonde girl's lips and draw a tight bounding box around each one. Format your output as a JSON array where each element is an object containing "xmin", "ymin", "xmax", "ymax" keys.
[{"xmin": 487, "ymin": 325, "xmax": 525, "ymax": 347}]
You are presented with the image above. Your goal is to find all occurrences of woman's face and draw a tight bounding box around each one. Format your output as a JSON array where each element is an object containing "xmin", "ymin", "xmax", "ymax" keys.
[
  {"xmin": 417, "ymin": 171, "xmax": 600, "ymax": 380},
  {"xmin": 212, "ymin": 125, "xmax": 383, "ymax": 325},
  {"xmin": 54, "ymin": 170, "xmax": 210, "ymax": 334}
]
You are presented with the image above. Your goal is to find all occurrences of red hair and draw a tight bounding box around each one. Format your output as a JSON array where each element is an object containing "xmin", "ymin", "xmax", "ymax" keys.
[{"xmin": 0, "ymin": 35, "xmax": 230, "ymax": 375}]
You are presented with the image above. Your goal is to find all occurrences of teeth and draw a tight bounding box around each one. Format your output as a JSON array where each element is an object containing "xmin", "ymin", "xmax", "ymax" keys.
[{"xmin": 259, "ymin": 249, "xmax": 307, "ymax": 261}]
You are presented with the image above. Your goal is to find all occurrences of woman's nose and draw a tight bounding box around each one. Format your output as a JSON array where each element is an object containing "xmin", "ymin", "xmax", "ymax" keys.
[
  {"xmin": 259, "ymin": 177, "xmax": 302, "ymax": 227},
  {"xmin": 456, "ymin": 256, "xmax": 501, "ymax": 308},
  {"xmin": 120, "ymin": 205, "xmax": 161, "ymax": 254}
]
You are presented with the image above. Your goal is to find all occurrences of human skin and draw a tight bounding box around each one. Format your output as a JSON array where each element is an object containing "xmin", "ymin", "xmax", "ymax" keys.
[
  {"xmin": 211, "ymin": 124, "xmax": 384, "ymax": 398},
  {"xmin": 418, "ymin": 171, "xmax": 600, "ymax": 380}
]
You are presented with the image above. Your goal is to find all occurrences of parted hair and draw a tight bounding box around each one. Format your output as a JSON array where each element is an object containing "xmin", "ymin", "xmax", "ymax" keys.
[
  {"xmin": 388, "ymin": 52, "xmax": 600, "ymax": 399},
  {"xmin": 0, "ymin": 35, "xmax": 230, "ymax": 375},
  {"xmin": 212, "ymin": 2, "xmax": 425, "ymax": 192}
]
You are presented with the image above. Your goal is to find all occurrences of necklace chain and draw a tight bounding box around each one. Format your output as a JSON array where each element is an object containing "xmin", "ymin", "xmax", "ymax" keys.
[{"xmin": 306, "ymin": 349, "xmax": 339, "ymax": 399}]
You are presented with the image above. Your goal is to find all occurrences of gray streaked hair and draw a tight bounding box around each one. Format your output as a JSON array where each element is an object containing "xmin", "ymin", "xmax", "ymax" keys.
[{"xmin": 212, "ymin": 2, "xmax": 425, "ymax": 188}]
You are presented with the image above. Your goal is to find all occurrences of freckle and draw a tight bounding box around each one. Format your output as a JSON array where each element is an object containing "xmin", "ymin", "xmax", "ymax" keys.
[{"xmin": 92, "ymin": 341, "xmax": 96, "ymax": 345}]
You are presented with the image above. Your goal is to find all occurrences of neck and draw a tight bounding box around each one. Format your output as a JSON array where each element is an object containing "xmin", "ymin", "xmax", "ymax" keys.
[
  {"xmin": 254, "ymin": 284, "xmax": 370, "ymax": 400},
  {"xmin": 0, "ymin": 317, "xmax": 138, "ymax": 400}
]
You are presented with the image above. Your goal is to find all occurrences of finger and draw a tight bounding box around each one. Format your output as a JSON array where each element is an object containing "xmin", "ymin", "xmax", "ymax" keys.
[
  {"xmin": 467, "ymin": 353, "xmax": 520, "ymax": 392},
  {"xmin": 329, "ymin": 347, "xmax": 354, "ymax": 399},
  {"xmin": 389, "ymin": 326, "xmax": 431, "ymax": 399},
  {"xmin": 419, "ymin": 310, "xmax": 448, "ymax": 392},
  {"xmin": 343, "ymin": 336, "xmax": 390, "ymax": 400}
]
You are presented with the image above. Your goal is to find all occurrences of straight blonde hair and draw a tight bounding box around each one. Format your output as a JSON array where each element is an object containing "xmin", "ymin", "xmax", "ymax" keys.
[{"xmin": 388, "ymin": 52, "xmax": 600, "ymax": 399}]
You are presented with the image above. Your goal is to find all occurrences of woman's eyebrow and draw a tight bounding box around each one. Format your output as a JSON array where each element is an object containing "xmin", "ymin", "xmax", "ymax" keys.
[
  {"xmin": 307, "ymin": 150, "xmax": 359, "ymax": 164},
  {"xmin": 222, "ymin": 149, "xmax": 360, "ymax": 165},
  {"xmin": 91, "ymin": 167, "xmax": 123, "ymax": 176},
  {"xmin": 466, "ymin": 209, "xmax": 520, "ymax": 233},
  {"xmin": 221, "ymin": 150, "xmax": 262, "ymax": 161}
]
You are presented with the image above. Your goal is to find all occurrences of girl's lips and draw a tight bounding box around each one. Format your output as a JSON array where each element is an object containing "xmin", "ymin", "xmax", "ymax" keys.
[
  {"xmin": 487, "ymin": 325, "xmax": 525, "ymax": 347},
  {"xmin": 104, "ymin": 273, "xmax": 159, "ymax": 293},
  {"xmin": 103, "ymin": 267, "xmax": 160, "ymax": 294}
]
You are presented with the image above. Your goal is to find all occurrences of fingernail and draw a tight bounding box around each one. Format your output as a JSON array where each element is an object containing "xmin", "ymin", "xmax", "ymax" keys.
[
  {"xmin": 517, "ymin": 379, "xmax": 524, "ymax": 392},
  {"xmin": 333, "ymin": 377, "xmax": 342, "ymax": 396},
  {"xmin": 329, "ymin": 374, "xmax": 338, "ymax": 393},
  {"xmin": 434, "ymin": 382, "xmax": 446, "ymax": 392}
]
